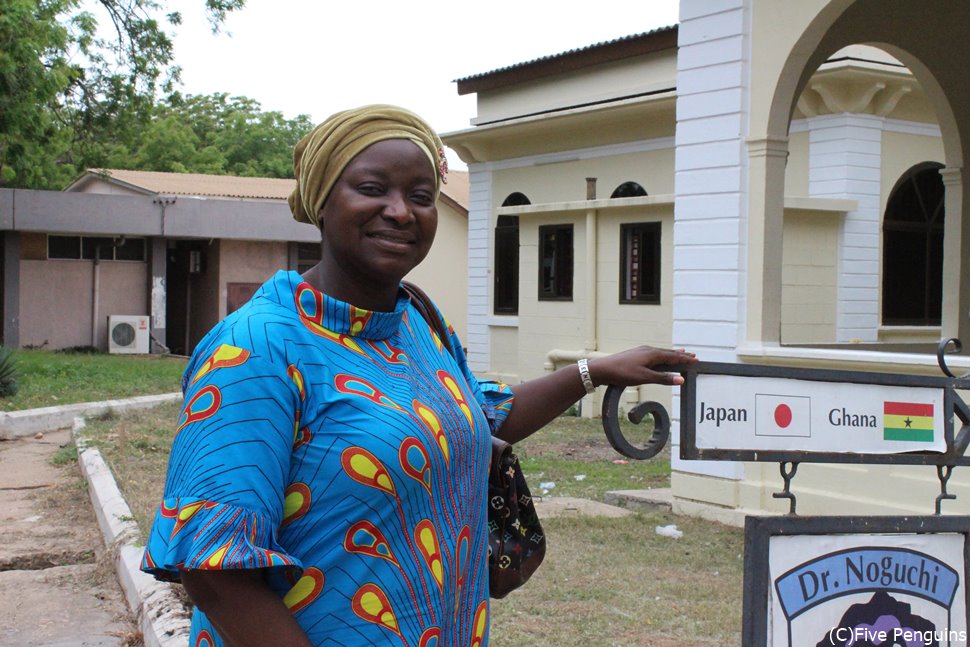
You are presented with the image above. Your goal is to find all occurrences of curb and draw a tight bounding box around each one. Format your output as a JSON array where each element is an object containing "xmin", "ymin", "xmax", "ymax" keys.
[
  {"xmin": 73, "ymin": 416, "xmax": 191, "ymax": 647},
  {"xmin": 0, "ymin": 392, "xmax": 182, "ymax": 440}
]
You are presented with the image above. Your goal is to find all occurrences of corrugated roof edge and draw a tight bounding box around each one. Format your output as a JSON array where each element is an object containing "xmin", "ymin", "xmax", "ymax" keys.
[{"xmin": 454, "ymin": 25, "xmax": 677, "ymax": 94}]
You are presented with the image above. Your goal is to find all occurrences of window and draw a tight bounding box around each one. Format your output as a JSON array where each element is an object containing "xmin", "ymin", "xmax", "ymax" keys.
[
  {"xmin": 47, "ymin": 236, "xmax": 80, "ymax": 259},
  {"xmin": 501, "ymin": 192, "xmax": 531, "ymax": 207},
  {"xmin": 297, "ymin": 242, "xmax": 321, "ymax": 275},
  {"xmin": 610, "ymin": 182, "xmax": 648, "ymax": 198},
  {"xmin": 620, "ymin": 223, "xmax": 661, "ymax": 304},
  {"xmin": 48, "ymin": 235, "xmax": 145, "ymax": 261},
  {"xmin": 538, "ymin": 224, "xmax": 573, "ymax": 300},
  {"xmin": 493, "ymin": 216, "xmax": 519, "ymax": 314},
  {"xmin": 882, "ymin": 163, "xmax": 945, "ymax": 326}
]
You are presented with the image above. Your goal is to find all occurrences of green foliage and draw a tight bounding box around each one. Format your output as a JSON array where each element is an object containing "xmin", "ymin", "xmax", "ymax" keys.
[
  {"xmin": 0, "ymin": 0, "xmax": 246, "ymax": 189},
  {"xmin": 0, "ymin": 349, "xmax": 186, "ymax": 411},
  {"xmin": 51, "ymin": 442, "xmax": 78, "ymax": 465},
  {"xmin": 0, "ymin": 345, "xmax": 19, "ymax": 396},
  {"xmin": 136, "ymin": 93, "xmax": 313, "ymax": 177}
]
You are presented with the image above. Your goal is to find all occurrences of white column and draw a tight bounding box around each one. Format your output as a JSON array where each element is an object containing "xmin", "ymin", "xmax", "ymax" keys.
[
  {"xmin": 465, "ymin": 164, "xmax": 493, "ymax": 372},
  {"xmin": 672, "ymin": 0, "xmax": 749, "ymax": 480},
  {"xmin": 807, "ymin": 114, "xmax": 884, "ymax": 342},
  {"xmin": 940, "ymin": 167, "xmax": 964, "ymax": 340}
]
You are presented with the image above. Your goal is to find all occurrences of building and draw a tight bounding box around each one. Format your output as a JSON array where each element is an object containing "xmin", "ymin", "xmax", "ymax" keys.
[
  {"xmin": 443, "ymin": 0, "xmax": 970, "ymax": 520},
  {"xmin": 0, "ymin": 168, "xmax": 468, "ymax": 355}
]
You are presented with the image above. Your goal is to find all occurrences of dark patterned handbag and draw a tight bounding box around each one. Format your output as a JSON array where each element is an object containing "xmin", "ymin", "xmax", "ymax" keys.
[
  {"xmin": 487, "ymin": 435, "xmax": 546, "ymax": 598},
  {"xmin": 402, "ymin": 281, "xmax": 546, "ymax": 598}
]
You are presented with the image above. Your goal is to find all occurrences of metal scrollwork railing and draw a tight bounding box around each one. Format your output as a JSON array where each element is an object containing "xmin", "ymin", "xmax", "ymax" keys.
[
  {"xmin": 600, "ymin": 384, "xmax": 671, "ymax": 460},
  {"xmin": 936, "ymin": 337, "xmax": 969, "ymax": 379}
]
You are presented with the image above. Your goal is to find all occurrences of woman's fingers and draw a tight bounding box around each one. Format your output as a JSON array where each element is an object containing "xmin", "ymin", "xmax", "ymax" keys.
[{"xmin": 591, "ymin": 346, "xmax": 697, "ymax": 387}]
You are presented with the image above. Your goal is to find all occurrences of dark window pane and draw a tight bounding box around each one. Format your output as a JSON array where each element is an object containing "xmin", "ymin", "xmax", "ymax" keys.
[
  {"xmin": 538, "ymin": 224, "xmax": 573, "ymax": 301},
  {"xmin": 114, "ymin": 238, "xmax": 146, "ymax": 261},
  {"xmin": 882, "ymin": 163, "xmax": 944, "ymax": 325},
  {"xmin": 494, "ymin": 216, "xmax": 519, "ymax": 314},
  {"xmin": 48, "ymin": 236, "xmax": 80, "ymax": 259},
  {"xmin": 501, "ymin": 192, "xmax": 531, "ymax": 207},
  {"xmin": 297, "ymin": 242, "xmax": 321, "ymax": 275},
  {"xmin": 620, "ymin": 223, "xmax": 661, "ymax": 304},
  {"xmin": 82, "ymin": 237, "xmax": 114, "ymax": 260},
  {"xmin": 610, "ymin": 182, "xmax": 648, "ymax": 198}
]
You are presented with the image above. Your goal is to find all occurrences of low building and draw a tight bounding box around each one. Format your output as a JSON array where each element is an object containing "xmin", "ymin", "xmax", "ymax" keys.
[{"xmin": 0, "ymin": 168, "xmax": 468, "ymax": 355}]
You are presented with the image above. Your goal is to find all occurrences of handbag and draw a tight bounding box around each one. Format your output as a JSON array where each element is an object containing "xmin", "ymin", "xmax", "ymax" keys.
[{"xmin": 402, "ymin": 281, "xmax": 546, "ymax": 598}]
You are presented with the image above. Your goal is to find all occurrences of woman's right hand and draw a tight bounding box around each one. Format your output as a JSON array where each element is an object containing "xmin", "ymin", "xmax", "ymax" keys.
[{"xmin": 587, "ymin": 346, "xmax": 697, "ymax": 388}]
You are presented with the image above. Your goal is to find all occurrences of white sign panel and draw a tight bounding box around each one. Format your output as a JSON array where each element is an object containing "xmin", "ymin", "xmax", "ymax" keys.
[
  {"xmin": 767, "ymin": 533, "xmax": 967, "ymax": 646},
  {"xmin": 695, "ymin": 374, "xmax": 947, "ymax": 454}
]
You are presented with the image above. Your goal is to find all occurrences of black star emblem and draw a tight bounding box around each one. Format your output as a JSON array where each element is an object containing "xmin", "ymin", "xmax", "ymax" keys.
[{"xmin": 904, "ymin": 417, "xmax": 912, "ymax": 428}]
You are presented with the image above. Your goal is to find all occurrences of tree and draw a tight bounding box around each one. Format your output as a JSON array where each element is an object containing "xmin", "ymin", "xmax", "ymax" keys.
[
  {"xmin": 0, "ymin": 0, "xmax": 77, "ymax": 188},
  {"xmin": 0, "ymin": 0, "xmax": 245, "ymax": 189},
  {"xmin": 137, "ymin": 92, "xmax": 312, "ymax": 178}
]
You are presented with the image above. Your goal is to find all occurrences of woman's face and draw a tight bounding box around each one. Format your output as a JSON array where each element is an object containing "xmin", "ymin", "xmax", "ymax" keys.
[{"xmin": 316, "ymin": 138, "xmax": 438, "ymax": 308}]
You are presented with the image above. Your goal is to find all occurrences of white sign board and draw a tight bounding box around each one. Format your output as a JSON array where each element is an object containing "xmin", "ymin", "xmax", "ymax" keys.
[
  {"xmin": 695, "ymin": 374, "xmax": 947, "ymax": 455},
  {"xmin": 767, "ymin": 533, "xmax": 966, "ymax": 646}
]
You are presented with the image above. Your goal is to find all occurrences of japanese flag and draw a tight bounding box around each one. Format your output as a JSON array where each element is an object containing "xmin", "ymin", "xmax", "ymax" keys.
[{"xmin": 755, "ymin": 394, "xmax": 811, "ymax": 437}]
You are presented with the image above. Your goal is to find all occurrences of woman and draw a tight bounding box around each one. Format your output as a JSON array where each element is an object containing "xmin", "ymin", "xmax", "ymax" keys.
[{"xmin": 141, "ymin": 105, "xmax": 695, "ymax": 646}]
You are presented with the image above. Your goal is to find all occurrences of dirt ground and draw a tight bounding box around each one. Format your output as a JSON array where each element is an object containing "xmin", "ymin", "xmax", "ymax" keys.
[{"xmin": 0, "ymin": 430, "xmax": 139, "ymax": 647}]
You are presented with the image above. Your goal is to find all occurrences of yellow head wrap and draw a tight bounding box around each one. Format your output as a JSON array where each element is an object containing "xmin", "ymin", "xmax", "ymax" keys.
[{"xmin": 288, "ymin": 104, "xmax": 447, "ymax": 227}]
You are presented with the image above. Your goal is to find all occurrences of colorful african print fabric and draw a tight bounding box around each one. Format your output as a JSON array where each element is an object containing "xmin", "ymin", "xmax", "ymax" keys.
[{"xmin": 141, "ymin": 270, "xmax": 513, "ymax": 646}]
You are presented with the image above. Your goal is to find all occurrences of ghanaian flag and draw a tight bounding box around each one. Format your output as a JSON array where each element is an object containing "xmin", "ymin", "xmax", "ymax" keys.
[{"xmin": 883, "ymin": 401, "xmax": 934, "ymax": 442}]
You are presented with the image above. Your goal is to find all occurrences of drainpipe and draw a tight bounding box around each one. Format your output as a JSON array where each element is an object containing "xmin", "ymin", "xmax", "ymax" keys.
[
  {"xmin": 584, "ymin": 178, "xmax": 598, "ymax": 354},
  {"xmin": 91, "ymin": 236, "xmax": 127, "ymax": 348}
]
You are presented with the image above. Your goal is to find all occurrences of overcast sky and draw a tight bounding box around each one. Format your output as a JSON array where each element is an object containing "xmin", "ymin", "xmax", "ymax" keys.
[{"xmin": 165, "ymin": 0, "xmax": 680, "ymax": 166}]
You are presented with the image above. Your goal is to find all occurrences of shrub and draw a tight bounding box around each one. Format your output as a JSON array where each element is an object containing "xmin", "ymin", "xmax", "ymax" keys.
[{"xmin": 0, "ymin": 346, "xmax": 19, "ymax": 396}]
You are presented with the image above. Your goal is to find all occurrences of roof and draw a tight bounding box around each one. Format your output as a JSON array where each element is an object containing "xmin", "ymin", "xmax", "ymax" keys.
[
  {"xmin": 67, "ymin": 169, "xmax": 295, "ymax": 200},
  {"xmin": 456, "ymin": 26, "xmax": 678, "ymax": 96},
  {"xmin": 65, "ymin": 168, "xmax": 469, "ymax": 211}
]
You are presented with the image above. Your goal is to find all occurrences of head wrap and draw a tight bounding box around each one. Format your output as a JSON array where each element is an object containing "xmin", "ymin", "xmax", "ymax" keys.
[{"xmin": 288, "ymin": 104, "xmax": 448, "ymax": 227}]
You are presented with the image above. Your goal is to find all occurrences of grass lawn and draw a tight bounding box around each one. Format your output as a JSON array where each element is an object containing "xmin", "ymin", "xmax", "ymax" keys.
[
  {"xmin": 80, "ymin": 404, "xmax": 744, "ymax": 646},
  {"xmin": 0, "ymin": 349, "xmax": 187, "ymax": 411}
]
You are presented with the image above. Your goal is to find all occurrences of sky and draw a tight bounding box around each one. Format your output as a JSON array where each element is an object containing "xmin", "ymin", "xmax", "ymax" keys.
[{"xmin": 164, "ymin": 0, "xmax": 680, "ymax": 167}]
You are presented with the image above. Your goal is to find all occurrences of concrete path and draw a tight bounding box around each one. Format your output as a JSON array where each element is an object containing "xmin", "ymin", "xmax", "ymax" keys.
[{"xmin": 0, "ymin": 429, "xmax": 135, "ymax": 647}]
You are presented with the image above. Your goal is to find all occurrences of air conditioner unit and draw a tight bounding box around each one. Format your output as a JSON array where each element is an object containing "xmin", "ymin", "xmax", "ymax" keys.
[{"xmin": 108, "ymin": 315, "xmax": 150, "ymax": 354}]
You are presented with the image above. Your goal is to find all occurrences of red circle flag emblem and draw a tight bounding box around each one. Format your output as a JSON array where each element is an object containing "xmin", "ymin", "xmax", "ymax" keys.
[{"xmin": 774, "ymin": 404, "xmax": 793, "ymax": 428}]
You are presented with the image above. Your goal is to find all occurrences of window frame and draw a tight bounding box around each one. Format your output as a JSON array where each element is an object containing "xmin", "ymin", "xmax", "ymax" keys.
[
  {"xmin": 493, "ymin": 215, "xmax": 520, "ymax": 315},
  {"xmin": 48, "ymin": 235, "xmax": 146, "ymax": 261},
  {"xmin": 537, "ymin": 223, "xmax": 574, "ymax": 302},
  {"xmin": 881, "ymin": 163, "xmax": 945, "ymax": 326},
  {"xmin": 619, "ymin": 222, "xmax": 662, "ymax": 305}
]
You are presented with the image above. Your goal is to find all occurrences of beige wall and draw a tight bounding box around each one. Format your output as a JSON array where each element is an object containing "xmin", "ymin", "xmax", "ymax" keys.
[
  {"xmin": 596, "ymin": 207, "xmax": 674, "ymax": 351},
  {"xmin": 20, "ymin": 258, "xmax": 149, "ymax": 350},
  {"xmin": 404, "ymin": 201, "xmax": 468, "ymax": 342},
  {"xmin": 475, "ymin": 51, "xmax": 677, "ymax": 126},
  {"xmin": 879, "ymin": 130, "xmax": 945, "ymax": 206},
  {"xmin": 216, "ymin": 239, "xmax": 289, "ymax": 321},
  {"xmin": 780, "ymin": 210, "xmax": 840, "ymax": 343},
  {"xmin": 784, "ymin": 129, "xmax": 811, "ymax": 196},
  {"xmin": 492, "ymin": 148, "xmax": 674, "ymax": 208},
  {"xmin": 516, "ymin": 211, "xmax": 586, "ymax": 382}
]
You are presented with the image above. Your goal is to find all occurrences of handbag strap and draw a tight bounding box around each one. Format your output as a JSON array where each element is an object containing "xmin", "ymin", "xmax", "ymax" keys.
[
  {"xmin": 402, "ymin": 280, "xmax": 454, "ymax": 358},
  {"xmin": 402, "ymin": 281, "xmax": 509, "ymax": 457}
]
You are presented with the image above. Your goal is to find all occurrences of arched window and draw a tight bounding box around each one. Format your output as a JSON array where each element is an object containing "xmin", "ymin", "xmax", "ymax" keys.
[
  {"xmin": 502, "ymin": 192, "xmax": 531, "ymax": 207},
  {"xmin": 494, "ymin": 193, "xmax": 527, "ymax": 315},
  {"xmin": 610, "ymin": 182, "xmax": 648, "ymax": 198},
  {"xmin": 882, "ymin": 163, "xmax": 945, "ymax": 326}
]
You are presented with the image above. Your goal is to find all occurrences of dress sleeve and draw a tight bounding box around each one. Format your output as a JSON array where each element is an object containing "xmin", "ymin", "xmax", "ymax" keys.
[
  {"xmin": 141, "ymin": 343, "xmax": 303, "ymax": 582},
  {"xmin": 441, "ymin": 312, "xmax": 515, "ymax": 436}
]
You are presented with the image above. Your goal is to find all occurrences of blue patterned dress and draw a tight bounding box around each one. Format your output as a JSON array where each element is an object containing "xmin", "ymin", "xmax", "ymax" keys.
[{"xmin": 141, "ymin": 270, "xmax": 513, "ymax": 646}]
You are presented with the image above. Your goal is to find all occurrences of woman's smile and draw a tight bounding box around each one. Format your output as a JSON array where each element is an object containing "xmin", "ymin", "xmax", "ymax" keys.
[{"xmin": 312, "ymin": 138, "xmax": 438, "ymax": 310}]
